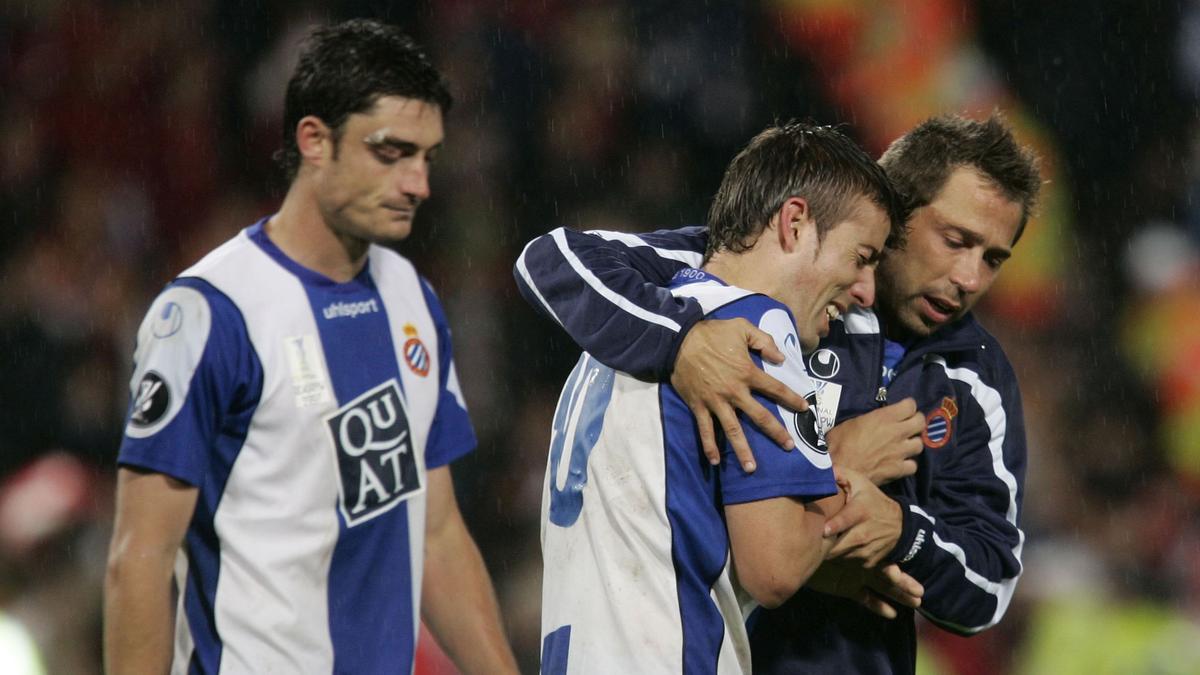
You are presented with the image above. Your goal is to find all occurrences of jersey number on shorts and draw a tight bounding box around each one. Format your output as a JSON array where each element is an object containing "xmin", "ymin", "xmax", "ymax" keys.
[{"xmin": 548, "ymin": 355, "xmax": 615, "ymax": 527}]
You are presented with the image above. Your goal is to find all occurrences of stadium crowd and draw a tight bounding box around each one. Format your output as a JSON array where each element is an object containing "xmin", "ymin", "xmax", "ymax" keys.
[{"xmin": 1, "ymin": 0, "xmax": 1199, "ymax": 672}]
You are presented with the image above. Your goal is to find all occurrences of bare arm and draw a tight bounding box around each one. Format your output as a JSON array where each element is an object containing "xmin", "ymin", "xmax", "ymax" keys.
[
  {"xmin": 104, "ymin": 467, "xmax": 198, "ymax": 675},
  {"xmin": 725, "ymin": 477, "xmax": 850, "ymax": 609},
  {"xmin": 421, "ymin": 466, "xmax": 518, "ymax": 675}
]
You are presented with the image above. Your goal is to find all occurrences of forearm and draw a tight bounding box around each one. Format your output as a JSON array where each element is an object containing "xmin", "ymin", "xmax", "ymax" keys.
[
  {"xmin": 422, "ymin": 520, "xmax": 517, "ymax": 674},
  {"xmin": 104, "ymin": 551, "xmax": 176, "ymax": 674},
  {"xmin": 513, "ymin": 226, "xmax": 706, "ymax": 380}
]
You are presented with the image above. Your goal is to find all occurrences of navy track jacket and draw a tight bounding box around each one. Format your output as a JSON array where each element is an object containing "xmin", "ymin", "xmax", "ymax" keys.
[{"xmin": 515, "ymin": 226, "xmax": 1027, "ymax": 674}]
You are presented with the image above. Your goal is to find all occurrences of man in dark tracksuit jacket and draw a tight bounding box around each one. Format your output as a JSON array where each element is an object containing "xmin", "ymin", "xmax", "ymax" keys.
[{"xmin": 513, "ymin": 114, "xmax": 1040, "ymax": 674}]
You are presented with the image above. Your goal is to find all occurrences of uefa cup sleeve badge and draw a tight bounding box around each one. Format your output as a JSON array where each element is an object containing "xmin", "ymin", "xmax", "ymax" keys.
[
  {"xmin": 922, "ymin": 397, "xmax": 958, "ymax": 449},
  {"xmin": 402, "ymin": 324, "xmax": 430, "ymax": 377}
]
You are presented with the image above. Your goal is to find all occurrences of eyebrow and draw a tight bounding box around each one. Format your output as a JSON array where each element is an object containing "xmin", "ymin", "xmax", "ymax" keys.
[
  {"xmin": 362, "ymin": 132, "xmax": 442, "ymax": 154},
  {"xmin": 944, "ymin": 223, "xmax": 1011, "ymax": 259}
]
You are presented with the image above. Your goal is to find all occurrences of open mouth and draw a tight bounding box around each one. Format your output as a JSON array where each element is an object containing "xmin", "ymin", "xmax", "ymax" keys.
[{"xmin": 922, "ymin": 295, "xmax": 960, "ymax": 322}]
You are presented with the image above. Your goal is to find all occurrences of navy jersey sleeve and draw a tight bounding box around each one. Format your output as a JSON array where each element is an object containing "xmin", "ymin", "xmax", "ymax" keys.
[
  {"xmin": 702, "ymin": 295, "xmax": 838, "ymax": 505},
  {"xmin": 118, "ymin": 279, "xmax": 263, "ymax": 486},
  {"xmin": 419, "ymin": 278, "xmax": 477, "ymax": 469},
  {"xmin": 513, "ymin": 226, "xmax": 709, "ymax": 381},
  {"xmin": 885, "ymin": 350, "xmax": 1027, "ymax": 635}
]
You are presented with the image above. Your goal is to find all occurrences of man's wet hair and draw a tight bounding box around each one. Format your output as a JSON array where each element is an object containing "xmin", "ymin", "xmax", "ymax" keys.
[
  {"xmin": 879, "ymin": 113, "xmax": 1042, "ymax": 244},
  {"xmin": 705, "ymin": 121, "xmax": 906, "ymax": 261},
  {"xmin": 276, "ymin": 19, "xmax": 452, "ymax": 181}
]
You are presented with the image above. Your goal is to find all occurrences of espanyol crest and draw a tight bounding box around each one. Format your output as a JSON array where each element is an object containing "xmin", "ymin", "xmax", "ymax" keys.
[{"xmin": 325, "ymin": 379, "xmax": 423, "ymax": 526}]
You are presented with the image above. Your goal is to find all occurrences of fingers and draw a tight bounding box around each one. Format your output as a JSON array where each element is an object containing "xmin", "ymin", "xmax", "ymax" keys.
[
  {"xmin": 744, "ymin": 324, "xmax": 784, "ymax": 365},
  {"xmin": 888, "ymin": 397, "xmax": 918, "ymax": 419},
  {"xmin": 692, "ymin": 404, "xmax": 721, "ymax": 466},
  {"xmin": 713, "ymin": 402, "xmax": 757, "ymax": 473},
  {"xmin": 734, "ymin": 393, "xmax": 795, "ymax": 451},
  {"xmin": 823, "ymin": 500, "xmax": 864, "ymax": 538},
  {"xmin": 857, "ymin": 590, "xmax": 899, "ymax": 619},
  {"xmin": 877, "ymin": 564, "xmax": 924, "ymax": 602},
  {"xmin": 748, "ymin": 369, "xmax": 808, "ymax": 412},
  {"xmin": 899, "ymin": 411, "xmax": 926, "ymax": 439}
]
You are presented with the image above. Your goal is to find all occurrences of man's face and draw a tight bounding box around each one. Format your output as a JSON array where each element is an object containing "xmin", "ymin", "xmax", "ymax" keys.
[
  {"xmin": 314, "ymin": 96, "xmax": 444, "ymax": 243},
  {"xmin": 789, "ymin": 196, "xmax": 890, "ymax": 351},
  {"xmin": 876, "ymin": 167, "xmax": 1023, "ymax": 339}
]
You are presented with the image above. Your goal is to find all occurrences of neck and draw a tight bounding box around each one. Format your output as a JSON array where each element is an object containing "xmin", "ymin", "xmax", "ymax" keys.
[
  {"xmin": 703, "ymin": 245, "xmax": 784, "ymax": 299},
  {"xmin": 267, "ymin": 179, "xmax": 368, "ymax": 283}
]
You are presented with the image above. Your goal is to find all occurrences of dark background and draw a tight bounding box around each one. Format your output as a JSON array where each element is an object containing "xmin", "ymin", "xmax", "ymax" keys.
[{"xmin": 2, "ymin": 0, "xmax": 1199, "ymax": 672}]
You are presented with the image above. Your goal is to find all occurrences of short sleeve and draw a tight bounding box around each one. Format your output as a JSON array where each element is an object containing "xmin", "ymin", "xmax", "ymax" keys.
[
  {"xmin": 117, "ymin": 279, "xmax": 260, "ymax": 486},
  {"xmin": 709, "ymin": 296, "xmax": 838, "ymax": 505},
  {"xmin": 419, "ymin": 278, "xmax": 477, "ymax": 468}
]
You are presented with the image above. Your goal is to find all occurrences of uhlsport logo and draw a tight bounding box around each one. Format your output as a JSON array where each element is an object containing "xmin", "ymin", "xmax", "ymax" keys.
[
  {"xmin": 130, "ymin": 371, "xmax": 170, "ymax": 427},
  {"xmin": 323, "ymin": 298, "xmax": 380, "ymax": 320},
  {"xmin": 922, "ymin": 396, "xmax": 959, "ymax": 449},
  {"xmin": 152, "ymin": 301, "xmax": 184, "ymax": 338},
  {"xmin": 807, "ymin": 349, "xmax": 841, "ymax": 379},
  {"xmin": 325, "ymin": 379, "xmax": 422, "ymax": 526}
]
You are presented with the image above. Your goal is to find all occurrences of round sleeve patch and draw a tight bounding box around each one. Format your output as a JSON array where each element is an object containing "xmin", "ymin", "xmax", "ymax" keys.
[
  {"xmin": 123, "ymin": 285, "xmax": 213, "ymax": 439},
  {"xmin": 758, "ymin": 308, "xmax": 833, "ymax": 471}
]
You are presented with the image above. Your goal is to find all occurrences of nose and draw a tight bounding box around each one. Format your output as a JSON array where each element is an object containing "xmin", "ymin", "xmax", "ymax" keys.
[
  {"xmin": 849, "ymin": 266, "xmax": 876, "ymax": 308},
  {"xmin": 949, "ymin": 254, "xmax": 983, "ymax": 295},
  {"xmin": 400, "ymin": 160, "xmax": 431, "ymax": 202}
]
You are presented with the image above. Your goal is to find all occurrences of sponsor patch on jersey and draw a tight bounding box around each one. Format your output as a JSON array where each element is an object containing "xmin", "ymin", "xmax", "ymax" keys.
[
  {"xmin": 130, "ymin": 371, "xmax": 170, "ymax": 427},
  {"xmin": 325, "ymin": 379, "xmax": 423, "ymax": 527},
  {"xmin": 922, "ymin": 396, "xmax": 959, "ymax": 448},
  {"xmin": 402, "ymin": 324, "xmax": 430, "ymax": 377},
  {"xmin": 807, "ymin": 349, "xmax": 841, "ymax": 379}
]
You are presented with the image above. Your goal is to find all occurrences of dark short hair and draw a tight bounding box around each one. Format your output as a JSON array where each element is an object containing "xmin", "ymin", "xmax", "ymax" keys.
[
  {"xmin": 275, "ymin": 19, "xmax": 453, "ymax": 181},
  {"xmin": 705, "ymin": 121, "xmax": 906, "ymax": 260},
  {"xmin": 879, "ymin": 113, "xmax": 1041, "ymax": 244}
]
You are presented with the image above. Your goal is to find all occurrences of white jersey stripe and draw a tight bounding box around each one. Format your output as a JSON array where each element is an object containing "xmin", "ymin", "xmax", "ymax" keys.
[
  {"xmin": 552, "ymin": 229, "xmax": 684, "ymax": 332},
  {"xmin": 928, "ymin": 355, "xmax": 1024, "ymax": 631},
  {"xmin": 586, "ymin": 230, "xmax": 705, "ymax": 267},
  {"xmin": 515, "ymin": 239, "xmax": 565, "ymax": 328}
]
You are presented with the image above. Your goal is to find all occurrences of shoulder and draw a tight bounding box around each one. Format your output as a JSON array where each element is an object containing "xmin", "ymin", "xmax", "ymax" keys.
[{"xmin": 180, "ymin": 227, "xmax": 261, "ymax": 279}]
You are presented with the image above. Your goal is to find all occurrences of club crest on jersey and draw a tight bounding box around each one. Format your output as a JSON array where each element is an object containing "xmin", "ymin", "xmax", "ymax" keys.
[
  {"xmin": 130, "ymin": 371, "xmax": 170, "ymax": 427},
  {"xmin": 922, "ymin": 397, "xmax": 959, "ymax": 449},
  {"xmin": 325, "ymin": 379, "xmax": 422, "ymax": 526},
  {"xmin": 402, "ymin": 324, "xmax": 430, "ymax": 377}
]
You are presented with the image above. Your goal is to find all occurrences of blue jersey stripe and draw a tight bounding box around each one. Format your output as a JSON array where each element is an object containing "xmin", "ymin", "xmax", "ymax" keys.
[
  {"xmin": 298, "ymin": 270, "xmax": 417, "ymax": 675},
  {"xmin": 660, "ymin": 386, "xmax": 728, "ymax": 672}
]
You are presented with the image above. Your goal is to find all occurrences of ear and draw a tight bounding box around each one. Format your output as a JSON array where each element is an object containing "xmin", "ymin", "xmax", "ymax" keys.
[
  {"xmin": 777, "ymin": 197, "xmax": 813, "ymax": 253},
  {"xmin": 296, "ymin": 115, "xmax": 333, "ymax": 167}
]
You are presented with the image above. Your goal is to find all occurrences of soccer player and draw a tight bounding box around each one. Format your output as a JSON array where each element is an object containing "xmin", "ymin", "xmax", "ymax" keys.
[
  {"xmin": 103, "ymin": 20, "xmax": 518, "ymax": 675},
  {"xmin": 517, "ymin": 114, "xmax": 1039, "ymax": 673},
  {"xmin": 539, "ymin": 122, "xmax": 908, "ymax": 674}
]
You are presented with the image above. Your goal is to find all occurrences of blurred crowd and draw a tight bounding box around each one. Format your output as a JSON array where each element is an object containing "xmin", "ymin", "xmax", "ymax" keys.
[{"xmin": 2, "ymin": 0, "xmax": 1200, "ymax": 672}]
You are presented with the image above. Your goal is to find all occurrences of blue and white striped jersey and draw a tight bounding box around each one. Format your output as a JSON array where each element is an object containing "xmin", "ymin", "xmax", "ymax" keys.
[
  {"xmin": 539, "ymin": 270, "xmax": 838, "ymax": 675},
  {"xmin": 517, "ymin": 226, "xmax": 1028, "ymax": 674},
  {"xmin": 119, "ymin": 219, "xmax": 475, "ymax": 674}
]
